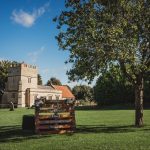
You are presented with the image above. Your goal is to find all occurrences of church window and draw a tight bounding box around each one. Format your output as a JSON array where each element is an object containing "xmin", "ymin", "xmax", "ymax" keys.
[
  {"xmin": 55, "ymin": 95, "xmax": 59, "ymax": 100},
  {"xmin": 28, "ymin": 78, "xmax": 31, "ymax": 83},
  {"xmin": 48, "ymin": 96, "xmax": 52, "ymax": 100}
]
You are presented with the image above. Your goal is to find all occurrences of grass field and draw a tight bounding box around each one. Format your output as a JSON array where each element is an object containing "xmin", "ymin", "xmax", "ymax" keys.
[{"xmin": 0, "ymin": 107, "xmax": 150, "ymax": 150}]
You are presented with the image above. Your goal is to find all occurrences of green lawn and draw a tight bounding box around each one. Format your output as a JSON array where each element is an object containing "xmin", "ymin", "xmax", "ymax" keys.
[{"xmin": 0, "ymin": 108, "xmax": 150, "ymax": 150}]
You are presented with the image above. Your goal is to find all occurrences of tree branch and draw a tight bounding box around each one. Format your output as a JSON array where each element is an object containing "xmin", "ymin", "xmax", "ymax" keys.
[{"xmin": 119, "ymin": 59, "xmax": 136, "ymax": 85}]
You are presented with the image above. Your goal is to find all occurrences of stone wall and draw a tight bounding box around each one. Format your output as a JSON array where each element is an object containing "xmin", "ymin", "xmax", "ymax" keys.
[
  {"xmin": 21, "ymin": 63, "xmax": 38, "ymax": 90},
  {"xmin": 26, "ymin": 88, "xmax": 62, "ymax": 107}
]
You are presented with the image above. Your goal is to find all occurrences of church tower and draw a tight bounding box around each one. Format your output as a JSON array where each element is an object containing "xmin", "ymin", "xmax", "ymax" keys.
[{"xmin": 2, "ymin": 63, "xmax": 38, "ymax": 107}]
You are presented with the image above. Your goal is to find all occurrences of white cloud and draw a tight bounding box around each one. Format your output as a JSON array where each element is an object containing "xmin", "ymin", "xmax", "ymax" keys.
[
  {"xmin": 11, "ymin": 10, "xmax": 35, "ymax": 27},
  {"xmin": 11, "ymin": 3, "xmax": 49, "ymax": 27},
  {"xmin": 28, "ymin": 46, "xmax": 45, "ymax": 63},
  {"xmin": 42, "ymin": 68, "xmax": 50, "ymax": 74}
]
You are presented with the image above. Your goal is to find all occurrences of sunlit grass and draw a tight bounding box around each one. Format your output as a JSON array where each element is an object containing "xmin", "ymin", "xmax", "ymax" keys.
[{"xmin": 0, "ymin": 107, "xmax": 150, "ymax": 150}]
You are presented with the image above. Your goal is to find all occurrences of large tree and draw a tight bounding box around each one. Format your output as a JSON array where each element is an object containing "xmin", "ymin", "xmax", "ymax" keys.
[{"xmin": 54, "ymin": 0, "xmax": 150, "ymax": 126}]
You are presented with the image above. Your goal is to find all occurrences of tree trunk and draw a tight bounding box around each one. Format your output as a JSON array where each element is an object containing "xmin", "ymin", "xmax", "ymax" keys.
[{"xmin": 135, "ymin": 77, "xmax": 144, "ymax": 127}]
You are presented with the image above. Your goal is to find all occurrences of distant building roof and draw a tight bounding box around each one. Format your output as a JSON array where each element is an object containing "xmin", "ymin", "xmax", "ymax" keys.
[
  {"xmin": 53, "ymin": 85, "xmax": 75, "ymax": 99},
  {"xmin": 37, "ymin": 85, "xmax": 54, "ymax": 90}
]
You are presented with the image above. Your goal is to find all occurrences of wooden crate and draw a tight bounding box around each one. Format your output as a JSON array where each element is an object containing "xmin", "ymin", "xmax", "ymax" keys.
[{"xmin": 35, "ymin": 100, "xmax": 76, "ymax": 134}]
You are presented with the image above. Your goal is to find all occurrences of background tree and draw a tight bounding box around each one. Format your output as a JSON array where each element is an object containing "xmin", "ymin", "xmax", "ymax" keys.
[
  {"xmin": 94, "ymin": 65, "xmax": 134, "ymax": 106},
  {"xmin": 0, "ymin": 60, "xmax": 18, "ymax": 103},
  {"xmin": 54, "ymin": 0, "xmax": 150, "ymax": 126},
  {"xmin": 46, "ymin": 77, "xmax": 62, "ymax": 86},
  {"xmin": 0, "ymin": 60, "xmax": 18, "ymax": 90},
  {"xmin": 37, "ymin": 74, "xmax": 43, "ymax": 85},
  {"xmin": 72, "ymin": 85, "xmax": 94, "ymax": 101},
  {"xmin": 94, "ymin": 66, "xmax": 149, "ymax": 106}
]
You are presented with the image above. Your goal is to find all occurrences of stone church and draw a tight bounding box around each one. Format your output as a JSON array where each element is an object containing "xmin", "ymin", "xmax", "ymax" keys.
[{"xmin": 2, "ymin": 63, "xmax": 74, "ymax": 107}]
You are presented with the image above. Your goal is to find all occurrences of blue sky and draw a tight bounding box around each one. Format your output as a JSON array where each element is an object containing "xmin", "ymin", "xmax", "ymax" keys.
[{"xmin": 0, "ymin": 0, "xmax": 95, "ymax": 87}]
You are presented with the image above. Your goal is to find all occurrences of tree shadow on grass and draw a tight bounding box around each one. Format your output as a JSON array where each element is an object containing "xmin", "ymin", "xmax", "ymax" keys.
[
  {"xmin": 0, "ymin": 125, "xmax": 51, "ymax": 143},
  {"xmin": 76, "ymin": 124, "xmax": 150, "ymax": 134},
  {"xmin": 75, "ymin": 105, "xmax": 135, "ymax": 111},
  {"xmin": 0, "ymin": 124, "xmax": 149, "ymax": 142}
]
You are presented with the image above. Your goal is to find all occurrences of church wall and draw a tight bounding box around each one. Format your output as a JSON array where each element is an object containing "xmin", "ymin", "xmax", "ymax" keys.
[
  {"xmin": 28, "ymin": 88, "xmax": 62, "ymax": 106},
  {"xmin": 2, "ymin": 63, "xmax": 64, "ymax": 108},
  {"xmin": 21, "ymin": 64, "xmax": 37, "ymax": 77},
  {"xmin": 6, "ymin": 65, "xmax": 21, "ymax": 91},
  {"xmin": 21, "ymin": 76, "xmax": 37, "ymax": 91},
  {"xmin": 17, "ymin": 87, "xmax": 63, "ymax": 107},
  {"xmin": 20, "ymin": 64, "xmax": 38, "ymax": 91},
  {"xmin": 1, "ymin": 92, "xmax": 18, "ymax": 107},
  {"xmin": 18, "ymin": 91, "xmax": 26, "ymax": 107},
  {"xmin": 7, "ymin": 76, "xmax": 20, "ymax": 91}
]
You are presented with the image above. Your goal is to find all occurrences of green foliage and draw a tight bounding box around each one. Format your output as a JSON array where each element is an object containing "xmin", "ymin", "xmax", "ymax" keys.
[
  {"xmin": 46, "ymin": 77, "xmax": 62, "ymax": 86},
  {"xmin": 0, "ymin": 60, "xmax": 18, "ymax": 90},
  {"xmin": 54, "ymin": 0, "xmax": 150, "ymax": 84},
  {"xmin": 94, "ymin": 65, "xmax": 134, "ymax": 105},
  {"xmin": 72, "ymin": 85, "xmax": 94, "ymax": 101},
  {"xmin": 54, "ymin": 1, "xmax": 150, "ymax": 125},
  {"xmin": 94, "ymin": 65, "xmax": 150, "ymax": 106},
  {"xmin": 37, "ymin": 74, "xmax": 43, "ymax": 85}
]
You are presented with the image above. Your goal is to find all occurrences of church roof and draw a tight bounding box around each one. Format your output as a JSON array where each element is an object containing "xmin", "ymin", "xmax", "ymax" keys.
[
  {"xmin": 53, "ymin": 85, "xmax": 75, "ymax": 99},
  {"xmin": 37, "ymin": 85, "xmax": 54, "ymax": 90}
]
